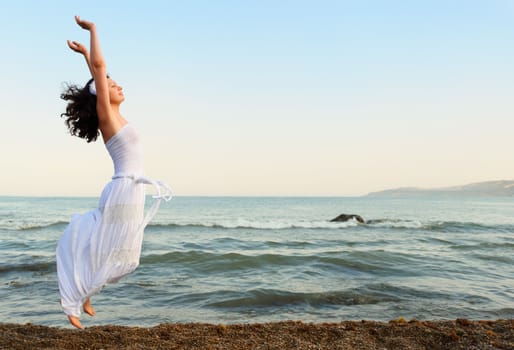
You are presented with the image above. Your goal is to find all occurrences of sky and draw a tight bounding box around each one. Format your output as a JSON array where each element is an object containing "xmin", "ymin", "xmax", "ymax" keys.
[{"xmin": 1, "ymin": 0, "xmax": 513, "ymax": 196}]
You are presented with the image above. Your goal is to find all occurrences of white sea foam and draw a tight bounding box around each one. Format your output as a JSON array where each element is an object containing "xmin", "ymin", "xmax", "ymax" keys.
[
  {"xmin": 367, "ymin": 219, "xmax": 424, "ymax": 229},
  {"xmin": 153, "ymin": 218, "xmax": 361, "ymax": 230}
]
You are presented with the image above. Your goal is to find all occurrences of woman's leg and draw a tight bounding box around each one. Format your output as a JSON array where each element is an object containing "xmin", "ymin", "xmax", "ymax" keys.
[
  {"xmin": 67, "ymin": 315, "xmax": 83, "ymax": 329},
  {"xmin": 83, "ymin": 298, "xmax": 96, "ymax": 316}
]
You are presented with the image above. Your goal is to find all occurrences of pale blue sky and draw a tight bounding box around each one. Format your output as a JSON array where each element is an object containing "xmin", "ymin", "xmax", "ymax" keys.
[{"xmin": 1, "ymin": 1, "xmax": 513, "ymax": 196}]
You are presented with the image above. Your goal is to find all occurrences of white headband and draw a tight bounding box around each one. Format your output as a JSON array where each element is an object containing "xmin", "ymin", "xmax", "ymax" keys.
[{"xmin": 89, "ymin": 80, "xmax": 97, "ymax": 96}]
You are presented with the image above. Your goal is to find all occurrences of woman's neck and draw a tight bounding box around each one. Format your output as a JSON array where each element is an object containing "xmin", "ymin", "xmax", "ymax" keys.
[{"xmin": 110, "ymin": 103, "xmax": 122, "ymax": 117}]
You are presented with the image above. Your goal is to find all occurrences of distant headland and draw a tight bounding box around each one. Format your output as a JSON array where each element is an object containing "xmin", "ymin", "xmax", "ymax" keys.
[{"xmin": 367, "ymin": 180, "xmax": 514, "ymax": 197}]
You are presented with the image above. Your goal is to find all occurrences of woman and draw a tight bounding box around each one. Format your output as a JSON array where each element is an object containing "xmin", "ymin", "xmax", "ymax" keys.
[{"xmin": 57, "ymin": 16, "xmax": 171, "ymax": 329}]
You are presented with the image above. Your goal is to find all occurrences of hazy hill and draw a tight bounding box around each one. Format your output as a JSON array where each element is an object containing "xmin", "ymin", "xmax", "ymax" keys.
[{"xmin": 367, "ymin": 180, "xmax": 514, "ymax": 197}]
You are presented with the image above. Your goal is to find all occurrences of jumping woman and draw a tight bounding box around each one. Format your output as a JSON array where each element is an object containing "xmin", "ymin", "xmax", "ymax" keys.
[{"xmin": 57, "ymin": 16, "xmax": 171, "ymax": 329}]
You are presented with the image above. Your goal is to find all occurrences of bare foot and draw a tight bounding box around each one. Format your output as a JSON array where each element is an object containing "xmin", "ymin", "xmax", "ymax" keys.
[
  {"xmin": 83, "ymin": 298, "xmax": 96, "ymax": 316},
  {"xmin": 67, "ymin": 315, "xmax": 83, "ymax": 329}
]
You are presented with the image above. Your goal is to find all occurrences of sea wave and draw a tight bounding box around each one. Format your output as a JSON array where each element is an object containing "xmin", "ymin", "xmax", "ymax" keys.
[
  {"xmin": 0, "ymin": 221, "xmax": 68, "ymax": 231},
  {"xmin": 147, "ymin": 220, "xmax": 360, "ymax": 230},
  {"xmin": 422, "ymin": 221, "xmax": 512, "ymax": 233},
  {"xmin": 451, "ymin": 241, "xmax": 514, "ymax": 251},
  {"xmin": 3, "ymin": 217, "xmax": 512, "ymax": 233},
  {"xmin": 0, "ymin": 261, "xmax": 55, "ymax": 276},
  {"xmin": 204, "ymin": 288, "xmax": 400, "ymax": 308},
  {"xmin": 366, "ymin": 219, "xmax": 514, "ymax": 232},
  {"xmin": 146, "ymin": 219, "xmax": 514, "ymax": 233},
  {"xmin": 188, "ymin": 283, "xmax": 454, "ymax": 309},
  {"xmin": 139, "ymin": 250, "xmax": 421, "ymax": 276}
]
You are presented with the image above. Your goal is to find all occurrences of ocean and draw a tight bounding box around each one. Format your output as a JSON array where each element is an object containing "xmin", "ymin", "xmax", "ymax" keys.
[{"xmin": 0, "ymin": 195, "xmax": 513, "ymax": 328}]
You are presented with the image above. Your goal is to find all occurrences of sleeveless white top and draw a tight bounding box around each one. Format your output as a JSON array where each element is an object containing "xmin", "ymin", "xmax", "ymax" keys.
[{"xmin": 106, "ymin": 124, "xmax": 144, "ymax": 176}]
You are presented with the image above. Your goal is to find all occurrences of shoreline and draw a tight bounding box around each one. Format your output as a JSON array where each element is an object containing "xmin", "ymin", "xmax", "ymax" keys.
[{"xmin": 1, "ymin": 319, "xmax": 512, "ymax": 349}]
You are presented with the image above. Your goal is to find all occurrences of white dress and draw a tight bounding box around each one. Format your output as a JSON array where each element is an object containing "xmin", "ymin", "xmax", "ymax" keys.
[{"xmin": 56, "ymin": 124, "xmax": 171, "ymax": 317}]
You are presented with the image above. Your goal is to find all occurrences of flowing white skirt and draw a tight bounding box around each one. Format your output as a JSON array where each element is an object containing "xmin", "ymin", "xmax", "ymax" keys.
[{"xmin": 56, "ymin": 175, "xmax": 171, "ymax": 317}]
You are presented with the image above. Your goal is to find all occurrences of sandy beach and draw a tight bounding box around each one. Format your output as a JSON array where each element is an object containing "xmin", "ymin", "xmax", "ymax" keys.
[{"xmin": 1, "ymin": 319, "xmax": 512, "ymax": 349}]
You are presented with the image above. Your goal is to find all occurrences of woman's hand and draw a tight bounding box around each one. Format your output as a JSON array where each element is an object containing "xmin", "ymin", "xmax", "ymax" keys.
[
  {"xmin": 67, "ymin": 40, "xmax": 88, "ymax": 56},
  {"xmin": 74, "ymin": 15, "xmax": 95, "ymax": 31}
]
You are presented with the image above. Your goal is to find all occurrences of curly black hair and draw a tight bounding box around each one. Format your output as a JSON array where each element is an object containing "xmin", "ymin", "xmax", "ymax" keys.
[{"xmin": 60, "ymin": 78, "xmax": 99, "ymax": 143}]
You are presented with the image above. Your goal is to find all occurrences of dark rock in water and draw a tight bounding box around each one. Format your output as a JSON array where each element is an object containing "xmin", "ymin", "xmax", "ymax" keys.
[{"xmin": 330, "ymin": 214, "xmax": 365, "ymax": 224}]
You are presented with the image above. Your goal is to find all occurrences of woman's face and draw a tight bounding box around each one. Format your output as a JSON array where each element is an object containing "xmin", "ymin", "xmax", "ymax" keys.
[{"xmin": 108, "ymin": 78, "xmax": 125, "ymax": 104}]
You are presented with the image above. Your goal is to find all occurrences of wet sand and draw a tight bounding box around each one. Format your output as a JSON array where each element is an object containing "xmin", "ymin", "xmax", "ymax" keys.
[{"xmin": 1, "ymin": 319, "xmax": 513, "ymax": 349}]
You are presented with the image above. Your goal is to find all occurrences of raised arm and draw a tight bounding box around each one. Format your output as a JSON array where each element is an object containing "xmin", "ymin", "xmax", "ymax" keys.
[
  {"xmin": 73, "ymin": 16, "xmax": 112, "ymax": 122},
  {"xmin": 66, "ymin": 40, "xmax": 94, "ymax": 77}
]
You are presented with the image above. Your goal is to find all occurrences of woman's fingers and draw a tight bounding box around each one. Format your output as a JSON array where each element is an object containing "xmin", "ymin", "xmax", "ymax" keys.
[
  {"xmin": 74, "ymin": 15, "xmax": 94, "ymax": 30},
  {"xmin": 67, "ymin": 40, "xmax": 87, "ymax": 54},
  {"xmin": 67, "ymin": 40, "xmax": 78, "ymax": 49},
  {"xmin": 67, "ymin": 40, "xmax": 78, "ymax": 51}
]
